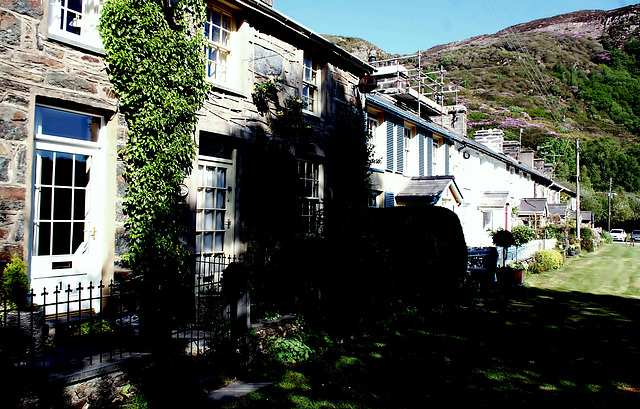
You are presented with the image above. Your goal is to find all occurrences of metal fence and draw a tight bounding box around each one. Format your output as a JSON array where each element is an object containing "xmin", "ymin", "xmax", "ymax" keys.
[
  {"xmin": 0, "ymin": 254, "xmax": 242, "ymax": 373},
  {"xmin": 0, "ymin": 280, "xmax": 139, "ymax": 371}
]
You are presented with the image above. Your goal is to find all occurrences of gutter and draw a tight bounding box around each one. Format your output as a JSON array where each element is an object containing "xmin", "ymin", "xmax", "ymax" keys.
[{"xmin": 366, "ymin": 94, "xmax": 577, "ymax": 197}]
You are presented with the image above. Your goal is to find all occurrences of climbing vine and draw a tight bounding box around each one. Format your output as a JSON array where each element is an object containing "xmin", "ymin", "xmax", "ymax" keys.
[{"xmin": 99, "ymin": 0, "xmax": 209, "ymax": 277}]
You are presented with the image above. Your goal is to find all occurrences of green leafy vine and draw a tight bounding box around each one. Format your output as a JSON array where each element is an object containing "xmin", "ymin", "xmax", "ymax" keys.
[{"xmin": 99, "ymin": 0, "xmax": 210, "ymax": 277}]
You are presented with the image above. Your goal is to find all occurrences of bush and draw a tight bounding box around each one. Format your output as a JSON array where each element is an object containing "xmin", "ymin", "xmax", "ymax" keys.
[
  {"xmin": 491, "ymin": 228, "xmax": 515, "ymax": 248},
  {"xmin": 582, "ymin": 238, "xmax": 595, "ymax": 252},
  {"xmin": 1, "ymin": 256, "xmax": 29, "ymax": 307},
  {"xmin": 511, "ymin": 225, "xmax": 536, "ymax": 246},
  {"xmin": 601, "ymin": 230, "xmax": 613, "ymax": 243},
  {"xmin": 528, "ymin": 249, "xmax": 564, "ymax": 274}
]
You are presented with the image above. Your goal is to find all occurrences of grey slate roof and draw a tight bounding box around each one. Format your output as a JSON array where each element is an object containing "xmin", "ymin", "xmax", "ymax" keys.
[
  {"xmin": 477, "ymin": 192, "xmax": 510, "ymax": 209},
  {"xmin": 396, "ymin": 176, "xmax": 462, "ymax": 204},
  {"xmin": 519, "ymin": 198, "xmax": 549, "ymax": 216}
]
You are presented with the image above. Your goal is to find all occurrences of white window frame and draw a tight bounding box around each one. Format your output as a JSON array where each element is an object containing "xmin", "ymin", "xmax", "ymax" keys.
[
  {"xmin": 297, "ymin": 160, "xmax": 323, "ymax": 234},
  {"xmin": 204, "ymin": 7, "xmax": 232, "ymax": 84},
  {"xmin": 47, "ymin": 0, "xmax": 103, "ymax": 52},
  {"xmin": 302, "ymin": 55, "xmax": 319, "ymax": 114}
]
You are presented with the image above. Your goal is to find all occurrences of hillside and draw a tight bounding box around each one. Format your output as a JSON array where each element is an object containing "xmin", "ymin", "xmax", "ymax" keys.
[{"xmin": 323, "ymin": 4, "xmax": 640, "ymax": 226}]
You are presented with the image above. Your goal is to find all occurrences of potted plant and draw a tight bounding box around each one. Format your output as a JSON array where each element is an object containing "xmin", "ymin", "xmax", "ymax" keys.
[
  {"xmin": 507, "ymin": 261, "xmax": 526, "ymax": 285},
  {"xmin": 567, "ymin": 241, "xmax": 580, "ymax": 257}
]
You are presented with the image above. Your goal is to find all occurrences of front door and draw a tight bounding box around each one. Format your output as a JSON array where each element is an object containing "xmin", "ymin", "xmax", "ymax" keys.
[
  {"xmin": 30, "ymin": 106, "xmax": 104, "ymax": 310},
  {"xmin": 195, "ymin": 158, "xmax": 235, "ymax": 258}
]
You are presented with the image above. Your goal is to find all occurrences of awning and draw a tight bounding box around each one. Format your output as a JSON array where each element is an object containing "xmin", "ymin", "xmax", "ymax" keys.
[
  {"xmin": 396, "ymin": 176, "xmax": 463, "ymax": 205},
  {"xmin": 477, "ymin": 191, "xmax": 509, "ymax": 210},
  {"xmin": 519, "ymin": 198, "xmax": 548, "ymax": 216},
  {"xmin": 548, "ymin": 203, "xmax": 569, "ymax": 217},
  {"xmin": 568, "ymin": 210, "xmax": 594, "ymax": 223}
]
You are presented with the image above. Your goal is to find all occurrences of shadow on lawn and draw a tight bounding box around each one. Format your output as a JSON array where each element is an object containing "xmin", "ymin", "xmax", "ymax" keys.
[
  {"xmin": 361, "ymin": 287, "xmax": 640, "ymax": 408},
  {"xmin": 237, "ymin": 287, "xmax": 640, "ymax": 409},
  {"xmin": 210, "ymin": 286, "xmax": 640, "ymax": 409}
]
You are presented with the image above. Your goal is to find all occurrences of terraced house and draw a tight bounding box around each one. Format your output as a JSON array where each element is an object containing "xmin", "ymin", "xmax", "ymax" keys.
[
  {"xmin": 0, "ymin": 0, "xmax": 371, "ymax": 305},
  {"xmin": 364, "ymin": 56, "xmax": 576, "ymax": 247}
]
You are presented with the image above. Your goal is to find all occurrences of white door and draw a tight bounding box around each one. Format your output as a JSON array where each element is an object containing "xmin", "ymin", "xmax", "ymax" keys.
[
  {"xmin": 30, "ymin": 106, "xmax": 104, "ymax": 310},
  {"xmin": 195, "ymin": 158, "xmax": 235, "ymax": 258}
]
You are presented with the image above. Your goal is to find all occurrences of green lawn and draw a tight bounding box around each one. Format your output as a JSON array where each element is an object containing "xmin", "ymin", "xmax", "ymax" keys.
[
  {"xmin": 217, "ymin": 243, "xmax": 640, "ymax": 408},
  {"xmin": 527, "ymin": 242, "xmax": 640, "ymax": 298}
]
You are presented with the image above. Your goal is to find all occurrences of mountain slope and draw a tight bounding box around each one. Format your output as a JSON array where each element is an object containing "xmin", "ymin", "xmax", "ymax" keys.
[{"xmin": 324, "ymin": 4, "xmax": 640, "ymax": 225}]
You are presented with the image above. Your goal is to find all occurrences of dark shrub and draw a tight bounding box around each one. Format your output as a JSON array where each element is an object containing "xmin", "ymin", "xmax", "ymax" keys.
[{"xmin": 362, "ymin": 206, "xmax": 468, "ymax": 308}]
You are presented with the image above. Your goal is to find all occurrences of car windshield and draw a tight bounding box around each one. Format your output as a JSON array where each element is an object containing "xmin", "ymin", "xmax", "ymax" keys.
[
  {"xmin": 633, "ymin": 231, "xmax": 640, "ymax": 234},
  {"xmin": 611, "ymin": 230, "xmax": 623, "ymax": 233}
]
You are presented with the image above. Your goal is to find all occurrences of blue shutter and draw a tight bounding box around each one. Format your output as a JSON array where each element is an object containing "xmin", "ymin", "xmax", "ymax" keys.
[
  {"xmin": 386, "ymin": 116, "xmax": 394, "ymax": 171},
  {"xmin": 396, "ymin": 122, "xmax": 404, "ymax": 173},
  {"xmin": 445, "ymin": 142, "xmax": 450, "ymax": 175},
  {"xmin": 385, "ymin": 191, "xmax": 395, "ymax": 208},
  {"xmin": 426, "ymin": 132, "xmax": 433, "ymax": 177},
  {"xmin": 418, "ymin": 129, "xmax": 425, "ymax": 177}
]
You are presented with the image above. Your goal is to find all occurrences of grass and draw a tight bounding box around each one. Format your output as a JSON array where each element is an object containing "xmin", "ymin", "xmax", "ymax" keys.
[
  {"xmin": 527, "ymin": 242, "xmax": 640, "ymax": 297},
  {"xmin": 220, "ymin": 243, "xmax": 640, "ymax": 408}
]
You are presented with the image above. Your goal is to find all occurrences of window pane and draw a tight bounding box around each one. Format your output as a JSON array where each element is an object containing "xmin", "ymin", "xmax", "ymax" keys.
[
  {"xmin": 72, "ymin": 222, "xmax": 85, "ymax": 254},
  {"xmin": 53, "ymin": 188, "xmax": 72, "ymax": 220},
  {"xmin": 214, "ymin": 232, "xmax": 224, "ymax": 252},
  {"xmin": 215, "ymin": 211, "xmax": 224, "ymax": 230},
  {"xmin": 68, "ymin": 0, "xmax": 83, "ymax": 13},
  {"xmin": 40, "ymin": 151, "xmax": 54, "ymax": 185},
  {"xmin": 196, "ymin": 209, "xmax": 203, "ymax": 230},
  {"xmin": 206, "ymin": 166, "xmax": 215, "ymax": 186},
  {"xmin": 205, "ymin": 188, "xmax": 214, "ymax": 208},
  {"xmin": 37, "ymin": 222, "xmax": 51, "ymax": 256},
  {"xmin": 203, "ymin": 232, "xmax": 213, "ymax": 253},
  {"xmin": 36, "ymin": 106, "xmax": 100, "ymax": 142},
  {"xmin": 217, "ymin": 168, "xmax": 226, "ymax": 187},
  {"xmin": 204, "ymin": 210, "xmax": 214, "ymax": 230},
  {"xmin": 74, "ymin": 155, "xmax": 90, "ymax": 187},
  {"xmin": 52, "ymin": 222, "xmax": 71, "ymax": 255},
  {"xmin": 39, "ymin": 187, "xmax": 52, "ymax": 220},
  {"xmin": 195, "ymin": 232, "xmax": 202, "ymax": 253},
  {"xmin": 54, "ymin": 152, "xmax": 74, "ymax": 186},
  {"xmin": 73, "ymin": 190, "xmax": 86, "ymax": 220},
  {"xmin": 216, "ymin": 190, "xmax": 226, "ymax": 209}
]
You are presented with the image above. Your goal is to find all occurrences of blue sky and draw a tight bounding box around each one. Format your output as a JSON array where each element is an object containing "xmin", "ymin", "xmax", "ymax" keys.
[{"xmin": 274, "ymin": 0, "xmax": 638, "ymax": 55}]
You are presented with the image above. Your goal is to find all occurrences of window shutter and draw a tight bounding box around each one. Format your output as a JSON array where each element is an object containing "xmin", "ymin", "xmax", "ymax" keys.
[
  {"xmin": 426, "ymin": 132, "xmax": 433, "ymax": 177},
  {"xmin": 386, "ymin": 116, "xmax": 394, "ymax": 171},
  {"xmin": 418, "ymin": 129, "xmax": 425, "ymax": 177},
  {"xmin": 385, "ymin": 191, "xmax": 395, "ymax": 208},
  {"xmin": 396, "ymin": 121, "xmax": 404, "ymax": 173},
  {"xmin": 445, "ymin": 142, "xmax": 450, "ymax": 175}
]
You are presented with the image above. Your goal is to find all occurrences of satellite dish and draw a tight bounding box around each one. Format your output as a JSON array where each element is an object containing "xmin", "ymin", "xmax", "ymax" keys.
[{"xmin": 358, "ymin": 76, "xmax": 377, "ymax": 93}]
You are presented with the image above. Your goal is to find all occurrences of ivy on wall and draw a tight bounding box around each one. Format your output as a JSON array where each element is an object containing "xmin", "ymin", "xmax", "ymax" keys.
[{"xmin": 99, "ymin": 0, "xmax": 209, "ymax": 277}]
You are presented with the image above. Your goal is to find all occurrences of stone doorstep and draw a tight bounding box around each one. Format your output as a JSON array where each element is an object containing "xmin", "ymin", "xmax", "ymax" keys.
[{"xmin": 205, "ymin": 380, "xmax": 273, "ymax": 403}]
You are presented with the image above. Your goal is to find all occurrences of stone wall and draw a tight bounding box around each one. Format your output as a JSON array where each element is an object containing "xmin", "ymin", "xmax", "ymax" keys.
[{"xmin": 0, "ymin": 0, "xmax": 123, "ymax": 267}]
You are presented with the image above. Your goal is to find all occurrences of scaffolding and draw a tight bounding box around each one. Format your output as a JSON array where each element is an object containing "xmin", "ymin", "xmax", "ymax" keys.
[{"xmin": 368, "ymin": 53, "xmax": 460, "ymax": 126}]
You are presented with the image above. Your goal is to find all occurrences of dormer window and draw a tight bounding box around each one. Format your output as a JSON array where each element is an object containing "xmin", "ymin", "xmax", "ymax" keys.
[
  {"xmin": 47, "ymin": 0, "xmax": 102, "ymax": 52},
  {"xmin": 302, "ymin": 55, "xmax": 318, "ymax": 114},
  {"xmin": 204, "ymin": 7, "xmax": 232, "ymax": 83}
]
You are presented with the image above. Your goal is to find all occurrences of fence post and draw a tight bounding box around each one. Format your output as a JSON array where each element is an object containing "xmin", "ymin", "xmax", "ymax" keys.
[{"xmin": 223, "ymin": 262, "xmax": 250, "ymax": 341}]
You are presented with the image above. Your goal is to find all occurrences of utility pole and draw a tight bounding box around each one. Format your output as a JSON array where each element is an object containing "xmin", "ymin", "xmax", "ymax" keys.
[
  {"xmin": 576, "ymin": 138, "xmax": 581, "ymax": 248},
  {"xmin": 608, "ymin": 177, "xmax": 612, "ymax": 232}
]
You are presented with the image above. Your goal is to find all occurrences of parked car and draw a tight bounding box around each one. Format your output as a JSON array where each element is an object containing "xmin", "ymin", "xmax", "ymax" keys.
[
  {"xmin": 610, "ymin": 229, "xmax": 627, "ymax": 242},
  {"xmin": 631, "ymin": 230, "xmax": 640, "ymax": 242}
]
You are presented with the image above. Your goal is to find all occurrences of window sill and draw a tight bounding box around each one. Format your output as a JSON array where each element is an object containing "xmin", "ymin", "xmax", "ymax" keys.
[
  {"xmin": 46, "ymin": 32, "xmax": 105, "ymax": 56},
  {"xmin": 209, "ymin": 82, "xmax": 246, "ymax": 99}
]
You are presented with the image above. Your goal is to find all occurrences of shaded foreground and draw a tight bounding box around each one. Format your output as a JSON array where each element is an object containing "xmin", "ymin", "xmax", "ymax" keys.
[{"xmin": 221, "ymin": 246, "xmax": 640, "ymax": 408}]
